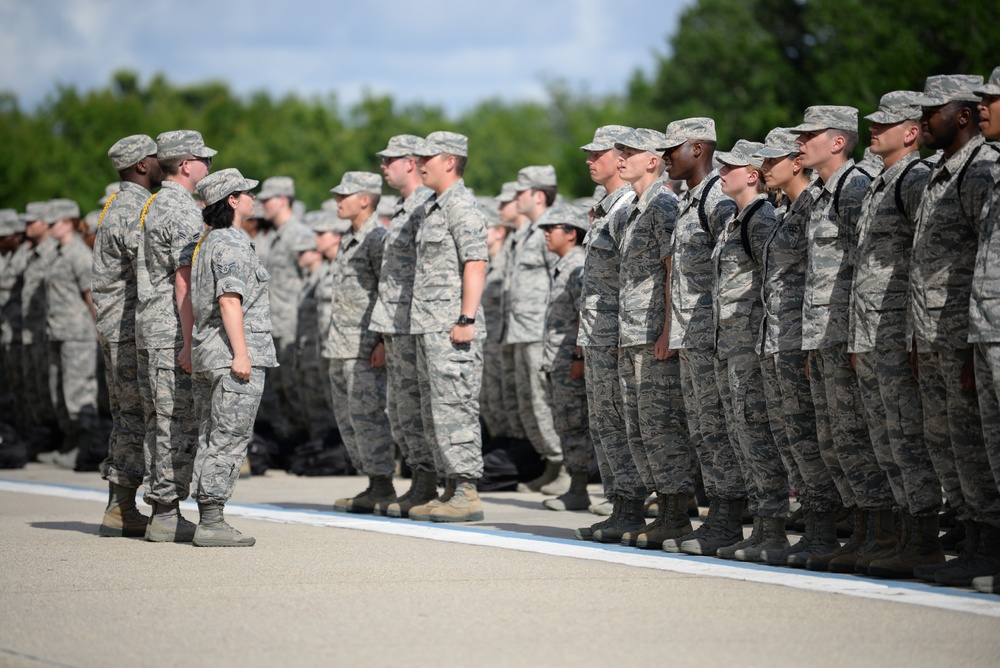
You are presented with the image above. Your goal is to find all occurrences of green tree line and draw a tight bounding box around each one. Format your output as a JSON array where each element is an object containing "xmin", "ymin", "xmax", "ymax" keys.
[{"xmin": 0, "ymin": 0, "xmax": 993, "ymax": 213}]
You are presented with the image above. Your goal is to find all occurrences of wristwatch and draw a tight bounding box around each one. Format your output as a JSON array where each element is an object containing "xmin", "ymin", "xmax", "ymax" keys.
[{"xmin": 456, "ymin": 314, "xmax": 475, "ymax": 325}]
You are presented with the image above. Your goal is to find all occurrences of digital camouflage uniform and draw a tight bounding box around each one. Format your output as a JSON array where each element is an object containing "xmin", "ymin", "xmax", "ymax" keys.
[
  {"xmin": 912, "ymin": 133, "xmax": 1000, "ymax": 523},
  {"xmin": 669, "ymin": 173, "xmax": 742, "ymax": 500},
  {"xmin": 136, "ymin": 180, "xmax": 202, "ymax": 505},
  {"xmin": 801, "ymin": 155, "xmax": 891, "ymax": 511},
  {"xmin": 191, "ymin": 226, "xmax": 277, "ymax": 504},
  {"xmin": 480, "ymin": 218, "xmax": 510, "ymax": 442},
  {"xmin": 542, "ymin": 242, "xmax": 590, "ymax": 475},
  {"xmin": 504, "ymin": 203, "xmax": 562, "ymax": 463},
  {"xmin": 324, "ymin": 210, "xmax": 394, "ymax": 477},
  {"xmin": 497, "ymin": 230, "xmax": 526, "ymax": 440},
  {"xmin": 711, "ymin": 181, "xmax": 787, "ymax": 518},
  {"xmin": 262, "ymin": 211, "xmax": 314, "ymax": 440},
  {"xmin": 313, "ymin": 258, "xmax": 336, "ymax": 425},
  {"xmin": 22, "ymin": 233, "xmax": 59, "ymax": 449},
  {"xmin": 1, "ymin": 240, "xmax": 30, "ymax": 437},
  {"xmin": 850, "ymin": 146, "xmax": 940, "ymax": 517},
  {"xmin": 45, "ymin": 232, "xmax": 99, "ymax": 456},
  {"xmin": 411, "ymin": 178, "xmax": 488, "ymax": 479},
  {"xmin": 294, "ymin": 236, "xmax": 337, "ymax": 442},
  {"xmin": 93, "ymin": 179, "xmax": 151, "ymax": 488},
  {"xmin": 369, "ymin": 185, "xmax": 436, "ymax": 472},
  {"xmin": 618, "ymin": 179, "xmax": 692, "ymax": 495},
  {"xmin": 580, "ymin": 182, "xmax": 638, "ymax": 498}
]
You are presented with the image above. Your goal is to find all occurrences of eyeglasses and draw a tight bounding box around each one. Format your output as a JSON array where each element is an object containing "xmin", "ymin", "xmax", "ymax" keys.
[
  {"xmin": 380, "ymin": 156, "xmax": 404, "ymax": 166},
  {"xmin": 188, "ymin": 156, "xmax": 212, "ymax": 168}
]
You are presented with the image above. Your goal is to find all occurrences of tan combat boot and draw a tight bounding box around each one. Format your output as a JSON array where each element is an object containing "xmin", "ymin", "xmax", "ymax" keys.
[
  {"xmin": 409, "ymin": 478, "xmax": 456, "ymax": 522},
  {"xmin": 192, "ymin": 502, "xmax": 255, "ymax": 547},
  {"xmin": 384, "ymin": 469, "xmax": 439, "ymax": 518},
  {"xmin": 344, "ymin": 475, "xmax": 396, "ymax": 514},
  {"xmin": 99, "ymin": 483, "xmax": 149, "ymax": 538},
  {"xmin": 808, "ymin": 508, "xmax": 870, "ymax": 572},
  {"xmin": 429, "ymin": 478, "xmax": 484, "ymax": 523}
]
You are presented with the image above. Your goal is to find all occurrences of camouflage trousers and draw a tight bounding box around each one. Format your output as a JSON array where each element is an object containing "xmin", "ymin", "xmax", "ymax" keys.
[
  {"xmin": 261, "ymin": 337, "xmax": 304, "ymax": 441},
  {"xmin": 500, "ymin": 344, "xmax": 526, "ymax": 439},
  {"xmin": 1, "ymin": 343, "xmax": 28, "ymax": 433},
  {"xmin": 191, "ymin": 366, "xmax": 264, "ymax": 504},
  {"xmin": 480, "ymin": 337, "xmax": 507, "ymax": 441},
  {"xmin": 98, "ymin": 337, "xmax": 146, "ymax": 488},
  {"xmin": 328, "ymin": 357, "xmax": 395, "ymax": 478},
  {"xmin": 856, "ymin": 350, "xmax": 941, "ymax": 517},
  {"xmin": 48, "ymin": 340, "xmax": 99, "ymax": 451},
  {"xmin": 140, "ymin": 348, "xmax": 197, "ymax": 506},
  {"xmin": 0, "ymin": 345, "xmax": 10, "ymax": 418},
  {"xmin": 585, "ymin": 345, "xmax": 642, "ymax": 498},
  {"xmin": 513, "ymin": 341, "xmax": 563, "ymax": 462},
  {"xmin": 295, "ymin": 349, "xmax": 338, "ymax": 443},
  {"xmin": 679, "ymin": 348, "xmax": 744, "ymax": 500},
  {"xmin": 385, "ymin": 334, "xmax": 434, "ymax": 472},
  {"xmin": 809, "ymin": 344, "xmax": 893, "ymax": 510},
  {"xmin": 716, "ymin": 352, "xmax": 788, "ymax": 518},
  {"xmin": 763, "ymin": 351, "xmax": 841, "ymax": 513},
  {"xmin": 975, "ymin": 343, "xmax": 1000, "ymax": 525},
  {"xmin": 546, "ymin": 347, "xmax": 593, "ymax": 476},
  {"xmin": 415, "ymin": 331, "xmax": 484, "ymax": 479},
  {"xmin": 23, "ymin": 340, "xmax": 57, "ymax": 449},
  {"xmin": 619, "ymin": 344, "xmax": 693, "ymax": 495}
]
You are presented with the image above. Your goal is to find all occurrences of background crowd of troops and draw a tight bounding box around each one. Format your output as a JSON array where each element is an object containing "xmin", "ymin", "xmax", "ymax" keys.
[{"xmin": 2, "ymin": 67, "xmax": 1000, "ymax": 591}]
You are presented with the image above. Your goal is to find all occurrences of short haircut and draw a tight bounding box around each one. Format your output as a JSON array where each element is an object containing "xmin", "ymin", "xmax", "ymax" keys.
[
  {"xmin": 158, "ymin": 155, "xmax": 185, "ymax": 177},
  {"xmin": 534, "ymin": 185, "xmax": 557, "ymax": 207},
  {"xmin": 452, "ymin": 155, "xmax": 467, "ymax": 176},
  {"xmin": 830, "ymin": 129, "xmax": 859, "ymax": 155}
]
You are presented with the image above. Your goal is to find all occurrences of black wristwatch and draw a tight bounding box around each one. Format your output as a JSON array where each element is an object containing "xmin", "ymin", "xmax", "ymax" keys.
[{"xmin": 456, "ymin": 314, "xmax": 475, "ymax": 325}]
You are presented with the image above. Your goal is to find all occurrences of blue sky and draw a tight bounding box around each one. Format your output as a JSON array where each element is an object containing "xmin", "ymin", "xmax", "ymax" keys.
[{"xmin": 0, "ymin": 0, "xmax": 691, "ymax": 116}]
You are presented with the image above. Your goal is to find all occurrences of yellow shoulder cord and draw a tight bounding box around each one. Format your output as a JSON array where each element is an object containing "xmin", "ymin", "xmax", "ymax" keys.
[
  {"xmin": 96, "ymin": 191, "xmax": 119, "ymax": 229},
  {"xmin": 191, "ymin": 231, "xmax": 211, "ymax": 265},
  {"xmin": 138, "ymin": 193, "xmax": 158, "ymax": 231}
]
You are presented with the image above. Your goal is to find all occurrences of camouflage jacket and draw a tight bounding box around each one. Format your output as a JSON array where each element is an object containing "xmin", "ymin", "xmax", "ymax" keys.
[
  {"xmin": 21, "ymin": 236, "xmax": 58, "ymax": 345},
  {"xmin": 542, "ymin": 245, "xmax": 584, "ymax": 370},
  {"xmin": 578, "ymin": 182, "xmax": 635, "ymax": 348},
  {"xmin": 264, "ymin": 216, "xmax": 313, "ymax": 342},
  {"xmin": 504, "ymin": 207, "xmax": 559, "ymax": 344},
  {"xmin": 295, "ymin": 262, "xmax": 324, "ymax": 369},
  {"xmin": 45, "ymin": 234, "xmax": 96, "ymax": 342},
  {"xmin": 802, "ymin": 160, "xmax": 871, "ymax": 350},
  {"xmin": 324, "ymin": 214, "xmax": 385, "ymax": 359},
  {"xmin": 191, "ymin": 226, "xmax": 277, "ymax": 372},
  {"xmin": 483, "ymin": 246, "xmax": 508, "ymax": 344},
  {"xmin": 91, "ymin": 181, "xmax": 150, "ymax": 343},
  {"xmin": 0, "ymin": 243, "xmax": 29, "ymax": 346},
  {"xmin": 968, "ymin": 150, "xmax": 1000, "ymax": 343}
]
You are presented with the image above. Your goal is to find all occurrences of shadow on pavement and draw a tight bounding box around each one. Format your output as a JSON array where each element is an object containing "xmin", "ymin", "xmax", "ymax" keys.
[
  {"xmin": 481, "ymin": 495, "xmax": 551, "ymax": 511},
  {"xmin": 31, "ymin": 521, "xmax": 101, "ymax": 535},
  {"xmin": 486, "ymin": 523, "xmax": 578, "ymax": 540},
  {"xmin": 261, "ymin": 502, "xmax": 332, "ymax": 512}
]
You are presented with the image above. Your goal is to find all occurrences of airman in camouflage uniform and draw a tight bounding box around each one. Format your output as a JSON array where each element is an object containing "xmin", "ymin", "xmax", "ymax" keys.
[
  {"xmin": 136, "ymin": 129, "xmax": 216, "ymax": 542},
  {"xmin": 970, "ymin": 66, "xmax": 1000, "ymax": 594},
  {"xmin": 370, "ymin": 135, "xmax": 440, "ymax": 516},
  {"xmin": 538, "ymin": 206, "xmax": 591, "ymax": 512},
  {"xmin": 753, "ymin": 130, "xmax": 842, "ymax": 567},
  {"xmin": 0, "ymin": 210, "xmax": 29, "ymax": 438},
  {"xmin": 92, "ymin": 134, "xmax": 162, "ymax": 536},
  {"xmin": 908, "ymin": 74, "xmax": 1000, "ymax": 586},
  {"xmin": 190, "ymin": 168, "xmax": 276, "ymax": 547},
  {"xmin": 259, "ymin": 176, "xmax": 314, "ymax": 446},
  {"xmin": 44, "ymin": 199, "xmax": 101, "ymax": 471},
  {"xmin": 22, "ymin": 202, "xmax": 60, "ymax": 456},
  {"xmin": 660, "ymin": 118, "xmax": 743, "ymax": 556},
  {"xmin": 323, "ymin": 172, "xmax": 396, "ymax": 514},
  {"xmin": 479, "ymin": 203, "xmax": 511, "ymax": 446},
  {"xmin": 508, "ymin": 165, "xmax": 567, "ymax": 494},
  {"xmin": 607, "ymin": 127, "xmax": 692, "ymax": 549},
  {"xmin": 575, "ymin": 126, "xmax": 640, "ymax": 538},
  {"xmin": 710, "ymin": 141, "xmax": 789, "ymax": 563},
  {"xmin": 408, "ymin": 131, "xmax": 489, "ymax": 523},
  {"xmin": 495, "ymin": 182, "xmax": 528, "ymax": 443},
  {"xmin": 848, "ymin": 93, "xmax": 944, "ymax": 578}
]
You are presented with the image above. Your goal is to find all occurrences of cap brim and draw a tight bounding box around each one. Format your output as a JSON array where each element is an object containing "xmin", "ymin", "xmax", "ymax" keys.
[
  {"xmin": 914, "ymin": 94, "xmax": 948, "ymax": 107},
  {"xmin": 755, "ymin": 146, "xmax": 796, "ymax": 158},
  {"xmin": 376, "ymin": 149, "xmax": 410, "ymax": 158},
  {"xmin": 329, "ymin": 186, "xmax": 355, "ymax": 195},
  {"xmin": 714, "ymin": 151, "xmax": 751, "ymax": 167},
  {"xmin": 788, "ymin": 122, "xmax": 829, "ymax": 133},
  {"xmin": 579, "ymin": 142, "xmax": 615, "ymax": 152},
  {"xmin": 974, "ymin": 84, "xmax": 1000, "ymax": 96},
  {"xmin": 657, "ymin": 137, "xmax": 686, "ymax": 151},
  {"xmin": 190, "ymin": 146, "xmax": 218, "ymax": 158}
]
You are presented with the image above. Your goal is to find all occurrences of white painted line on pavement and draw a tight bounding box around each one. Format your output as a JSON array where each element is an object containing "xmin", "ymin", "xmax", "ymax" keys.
[{"xmin": 4, "ymin": 478, "xmax": 1000, "ymax": 619}]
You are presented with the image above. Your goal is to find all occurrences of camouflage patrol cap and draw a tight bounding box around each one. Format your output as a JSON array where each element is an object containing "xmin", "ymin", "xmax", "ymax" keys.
[
  {"xmin": 413, "ymin": 131, "xmax": 468, "ymax": 157},
  {"xmin": 306, "ymin": 210, "xmax": 351, "ymax": 234},
  {"xmin": 614, "ymin": 127, "xmax": 668, "ymax": 154},
  {"xmin": 377, "ymin": 134, "xmax": 424, "ymax": 158},
  {"xmin": 84, "ymin": 210, "xmax": 101, "ymax": 235},
  {"xmin": 494, "ymin": 181, "xmax": 520, "ymax": 203},
  {"xmin": 0, "ymin": 209, "xmax": 24, "ymax": 235},
  {"xmin": 48, "ymin": 198, "xmax": 81, "ymax": 222},
  {"xmin": 24, "ymin": 202, "xmax": 49, "ymax": 224},
  {"xmin": 375, "ymin": 196, "xmax": 399, "ymax": 218},
  {"xmin": 514, "ymin": 165, "xmax": 558, "ymax": 192},
  {"xmin": 865, "ymin": 91, "xmax": 924, "ymax": 124},
  {"xmin": 258, "ymin": 176, "xmax": 295, "ymax": 200},
  {"xmin": 537, "ymin": 202, "xmax": 590, "ymax": 234},
  {"xmin": 108, "ymin": 134, "xmax": 157, "ymax": 171},
  {"xmin": 156, "ymin": 129, "xmax": 217, "ymax": 159},
  {"xmin": 196, "ymin": 168, "xmax": 259, "ymax": 207},
  {"xmin": 715, "ymin": 140, "xmax": 766, "ymax": 169},
  {"xmin": 98, "ymin": 181, "xmax": 121, "ymax": 206},
  {"xmin": 973, "ymin": 67, "xmax": 1000, "ymax": 97},
  {"xmin": 476, "ymin": 196, "xmax": 506, "ymax": 227},
  {"xmin": 915, "ymin": 74, "xmax": 984, "ymax": 106},
  {"xmin": 660, "ymin": 117, "xmax": 717, "ymax": 150},
  {"xmin": 755, "ymin": 128, "xmax": 800, "ymax": 158},
  {"xmin": 580, "ymin": 125, "xmax": 633, "ymax": 152},
  {"xmin": 330, "ymin": 171, "xmax": 383, "ymax": 196},
  {"xmin": 790, "ymin": 106, "xmax": 859, "ymax": 133}
]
